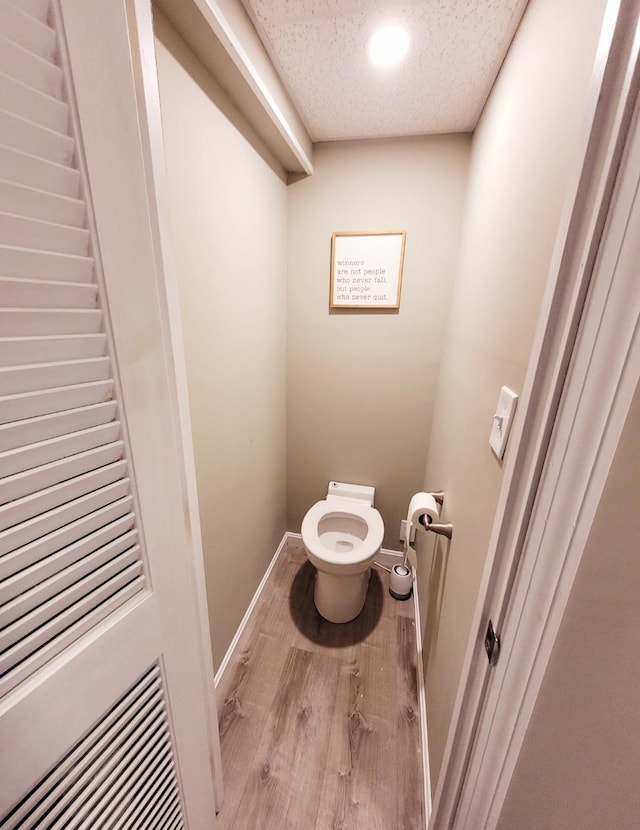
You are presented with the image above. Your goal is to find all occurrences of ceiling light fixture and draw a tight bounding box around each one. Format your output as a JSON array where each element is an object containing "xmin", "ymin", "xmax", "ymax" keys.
[{"xmin": 368, "ymin": 24, "xmax": 410, "ymax": 68}]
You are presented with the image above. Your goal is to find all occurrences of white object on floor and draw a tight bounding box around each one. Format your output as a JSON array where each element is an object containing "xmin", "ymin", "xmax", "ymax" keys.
[{"xmin": 301, "ymin": 481, "xmax": 384, "ymax": 623}]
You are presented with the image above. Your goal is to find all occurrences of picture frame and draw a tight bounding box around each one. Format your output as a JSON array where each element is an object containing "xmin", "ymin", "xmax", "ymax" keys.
[{"xmin": 330, "ymin": 230, "xmax": 406, "ymax": 309}]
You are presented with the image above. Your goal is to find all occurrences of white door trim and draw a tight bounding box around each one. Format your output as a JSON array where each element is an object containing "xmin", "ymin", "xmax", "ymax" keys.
[
  {"xmin": 458, "ymin": 86, "xmax": 640, "ymax": 826},
  {"xmin": 430, "ymin": 1, "xmax": 640, "ymax": 826},
  {"xmin": 123, "ymin": 0, "xmax": 226, "ymax": 810}
]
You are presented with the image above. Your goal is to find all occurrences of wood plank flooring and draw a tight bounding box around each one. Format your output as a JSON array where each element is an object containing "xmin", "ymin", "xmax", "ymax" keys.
[{"xmin": 216, "ymin": 543, "xmax": 424, "ymax": 830}]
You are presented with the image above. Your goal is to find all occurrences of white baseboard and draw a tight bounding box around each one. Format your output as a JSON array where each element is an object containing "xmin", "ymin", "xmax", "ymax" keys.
[
  {"xmin": 214, "ymin": 531, "xmax": 291, "ymax": 689},
  {"xmin": 412, "ymin": 565, "xmax": 432, "ymax": 825},
  {"xmin": 284, "ymin": 531, "xmax": 304, "ymax": 550},
  {"xmin": 375, "ymin": 547, "xmax": 404, "ymax": 570},
  {"xmin": 214, "ymin": 530, "xmax": 432, "ymax": 824}
]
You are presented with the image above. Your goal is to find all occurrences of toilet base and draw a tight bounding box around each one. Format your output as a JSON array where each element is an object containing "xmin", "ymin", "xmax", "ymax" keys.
[{"xmin": 314, "ymin": 568, "xmax": 371, "ymax": 623}]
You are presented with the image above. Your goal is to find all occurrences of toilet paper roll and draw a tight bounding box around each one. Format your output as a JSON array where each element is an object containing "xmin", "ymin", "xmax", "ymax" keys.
[{"xmin": 407, "ymin": 492, "xmax": 440, "ymax": 534}]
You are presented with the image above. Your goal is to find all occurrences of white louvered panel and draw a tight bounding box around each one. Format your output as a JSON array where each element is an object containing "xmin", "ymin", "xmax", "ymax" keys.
[
  {"xmin": 0, "ymin": 476, "xmax": 130, "ymax": 555},
  {"xmin": 102, "ymin": 742, "xmax": 176, "ymax": 826},
  {"xmin": 129, "ymin": 765, "xmax": 185, "ymax": 830},
  {"xmin": 102, "ymin": 748, "xmax": 175, "ymax": 829},
  {"xmin": 0, "ymin": 542, "xmax": 140, "ymax": 628},
  {"xmin": 3, "ymin": 668, "xmax": 163, "ymax": 828},
  {"xmin": 54, "ymin": 724, "xmax": 180, "ymax": 830},
  {"xmin": 0, "ymin": 356, "xmax": 109, "ymax": 396},
  {"xmin": 0, "ymin": 421, "xmax": 120, "ymax": 477},
  {"xmin": 0, "ymin": 379, "xmax": 113, "ymax": 424},
  {"xmin": 135, "ymin": 793, "xmax": 182, "ymax": 830},
  {"xmin": 0, "ymin": 146, "xmax": 80, "ymax": 198},
  {"xmin": 0, "ymin": 0, "xmax": 159, "ymax": 792},
  {"xmin": 0, "ymin": 35, "xmax": 61, "ymax": 98},
  {"xmin": 0, "ymin": 528, "xmax": 137, "ymax": 603},
  {"xmin": 48, "ymin": 701, "xmax": 170, "ymax": 830},
  {"xmin": 0, "ymin": 245, "xmax": 93, "ymax": 281},
  {"xmin": 0, "ymin": 112, "xmax": 73, "ymax": 166},
  {"xmin": 9, "ymin": 0, "xmax": 50, "ymax": 25},
  {"xmin": 0, "ymin": 277, "xmax": 97, "ymax": 308},
  {"xmin": 0, "ymin": 544, "xmax": 141, "ymax": 631},
  {"xmin": 67, "ymin": 733, "xmax": 181, "ymax": 830},
  {"xmin": 1, "ymin": 666, "xmax": 185, "ymax": 829},
  {"xmin": 0, "ymin": 1, "xmax": 56, "ymax": 63},
  {"xmin": 0, "ymin": 502, "xmax": 134, "ymax": 581},
  {"xmin": 0, "ymin": 576, "xmax": 144, "ymax": 697},
  {"xmin": 0, "ymin": 213, "xmax": 89, "ymax": 255},
  {"xmin": 0, "ymin": 180, "xmax": 83, "ymax": 226},
  {"xmin": 0, "ymin": 74, "xmax": 68, "ymax": 134},
  {"xmin": 0, "ymin": 558, "xmax": 144, "ymax": 672},
  {"xmin": 0, "ymin": 308, "xmax": 102, "ymax": 335},
  {"xmin": 45, "ymin": 692, "xmax": 168, "ymax": 828},
  {"xmin": 0, "ymin": 441, "xmax": 124, "ymax": 504},
  {"xmin": 0, "ymin": 400, "xmax": 116, "ymax": 452},
  {"xmin": 0, "ymin": 334, "xmax": 105, "ymax": 366},
  {"xmin": 166, "ymin": 809, "xmax": 184, "ymax": 829},
  {"xmin": 0, "ymin": 459, "xmax": 125, "ymax": 528}
]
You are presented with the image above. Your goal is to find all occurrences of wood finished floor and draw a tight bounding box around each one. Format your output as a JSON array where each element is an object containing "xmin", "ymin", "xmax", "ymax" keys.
[{"xmin": 216, "ymin": 543, "xmax": 424, "ymax": 830}]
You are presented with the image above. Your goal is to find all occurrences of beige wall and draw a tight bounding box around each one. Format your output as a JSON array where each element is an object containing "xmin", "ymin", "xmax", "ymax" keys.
[
  {"xmin": 496, "ymin": 381, "xmax": 640, "ymax": 829},
  {"xmin": 419, "ymin": 0, "xmax": 608, "ymax": 787},
  {"xmin": 286, "ymin": 137, "xmax": 470, "ymax": 548},
  {"xmin": 154, "ymin": 14, "xmax": 288, "ymax": 670}
]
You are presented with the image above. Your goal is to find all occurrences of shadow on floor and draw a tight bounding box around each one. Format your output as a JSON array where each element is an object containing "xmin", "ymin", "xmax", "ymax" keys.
[{"xmin": 288, "ymin": 560, "xmax": 383, "ymax": 647}]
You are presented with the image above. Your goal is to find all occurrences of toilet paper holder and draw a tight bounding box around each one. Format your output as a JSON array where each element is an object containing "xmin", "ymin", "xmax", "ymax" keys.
[{"xmin": 418, "ymin": 491, "xmax": 453, "ymax": 539}]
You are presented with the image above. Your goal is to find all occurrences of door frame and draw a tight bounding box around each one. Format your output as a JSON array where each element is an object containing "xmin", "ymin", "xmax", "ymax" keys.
[{"xmin": 430, "ymin": 1, "xmax": 640, "ymax": 826}]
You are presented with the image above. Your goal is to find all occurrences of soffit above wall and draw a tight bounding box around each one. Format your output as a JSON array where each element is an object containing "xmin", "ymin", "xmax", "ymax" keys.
[
  {"xmin": 241, "ymin": 0, "xmax": 530, "ymax": 141},
  {"xmin": 153, "ymin": 0, "xmax": 314, "ymax": 175}
]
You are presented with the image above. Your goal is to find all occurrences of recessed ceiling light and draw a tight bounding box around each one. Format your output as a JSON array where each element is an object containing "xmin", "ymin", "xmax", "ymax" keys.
[{"xmin": 368, "ymin": 24, "xmax": 410, "ymax": 68}]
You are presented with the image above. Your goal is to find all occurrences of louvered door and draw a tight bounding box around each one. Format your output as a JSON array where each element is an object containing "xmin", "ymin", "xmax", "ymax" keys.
[{"xmin": 0, "ymin": 1, "xmax": 218, "ymax": 827}]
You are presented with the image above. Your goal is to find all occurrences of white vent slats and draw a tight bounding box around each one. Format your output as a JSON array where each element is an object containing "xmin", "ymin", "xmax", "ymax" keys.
[
  {"xmin": 0, "ymin": 3, "xmax": 56, "ymax": 63},
  {"xmin": 0, "ymin": 400, "xmax": 117, "ymax": 450},
  {"xmin": 0, "ymin": 665, "xmax": 186, "ymax": 829},
  {"xmin": 0, "ymin": 181, "xmax": 83, "ymax": 226},
  {"xmin": 0, "ymin": 333, "xmax": 106, "ymax": 365},
  {"xmin": 0, "ymin": 35, "xmax": 61, "ymax": 99},
  {"xmin": 0, "ymin": 276, "xmax": 97, "ymax": 308},
  {"xmin": 1, "ymin": 379, "xmax": 114, "ymax": 424},
  {"xmin": 11, "ymin": 0, "xmax": 49, "ymax": 25},
  {"xmin": 0, "ymin": 308, "xmax": 103, "ymax": 335},
  {"xmin": 0, "ymin": 248, "xmax": 94, "ymax": 282},
  {"xmin": 0, "ymin": 74, "xmax": 68, "ymax": 136},
  {"xmin": 0, "ymin": 212, "xmax": 89, "ymax": 254},
  {"xmin": 0, "ymin": 0, "xmax": 146, "ymax": 699},
  {"xmin": 0, "ymin": 146, "xmax": 80, "ymax": 198}
]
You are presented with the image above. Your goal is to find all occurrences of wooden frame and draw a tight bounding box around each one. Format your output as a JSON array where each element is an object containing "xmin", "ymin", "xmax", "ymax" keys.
[{"xmin": 330, "ymin": 231, "xmax": 406, "ymax": 309}]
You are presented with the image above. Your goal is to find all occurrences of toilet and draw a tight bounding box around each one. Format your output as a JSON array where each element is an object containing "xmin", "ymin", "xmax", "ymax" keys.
[{"xmin": 301, "ymin": 481, "xmax": 384, "ymax": 623}]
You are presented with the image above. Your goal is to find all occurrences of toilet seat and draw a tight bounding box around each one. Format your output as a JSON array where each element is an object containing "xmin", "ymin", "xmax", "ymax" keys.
[{"xmin": 301, "ymin": 498, "xmax": 384, "ymax": 575}]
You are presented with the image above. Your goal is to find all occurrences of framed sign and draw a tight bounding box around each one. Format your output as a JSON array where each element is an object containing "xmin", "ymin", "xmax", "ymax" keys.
[{"xmin": 330, "ymin": 230, "xmax": 406, "ymax": 309}]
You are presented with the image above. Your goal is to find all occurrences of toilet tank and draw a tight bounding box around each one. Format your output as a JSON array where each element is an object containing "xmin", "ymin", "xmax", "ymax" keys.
[{"xmin": 327, "ymin": 481, "xmax": 375, "ymax": 507}]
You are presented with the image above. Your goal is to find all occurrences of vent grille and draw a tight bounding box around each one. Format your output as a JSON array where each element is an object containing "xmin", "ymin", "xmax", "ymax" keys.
[
  {"xmin": 0, "ymin": 664, "xmax": 186, "ymax": 829},
  {"xmin": 0, "ymin": 0, "xmax": 145, "ymax": 697}
]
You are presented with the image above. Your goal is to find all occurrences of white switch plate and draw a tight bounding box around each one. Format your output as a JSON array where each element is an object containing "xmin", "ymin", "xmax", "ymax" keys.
[{"xmin": 489, "ymin": 386, "xmax": 518, "ymax": 460}]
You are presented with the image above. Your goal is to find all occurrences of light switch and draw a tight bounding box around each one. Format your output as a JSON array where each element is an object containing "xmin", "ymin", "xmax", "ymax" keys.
[{"xmin": 489, "ymin": 386, "xmax": 518, "ymax": 460}]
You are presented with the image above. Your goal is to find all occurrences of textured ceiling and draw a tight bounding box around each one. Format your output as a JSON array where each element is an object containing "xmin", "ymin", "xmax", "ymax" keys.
[{"xmin": 241, "ymin": 0, "xmax": 529, "ymax": 142}]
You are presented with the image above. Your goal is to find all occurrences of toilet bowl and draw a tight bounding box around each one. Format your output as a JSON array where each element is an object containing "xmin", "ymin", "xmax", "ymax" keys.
[{"xmin": 301, "ymin": 482, "xmax": 384, "ymax": 623}]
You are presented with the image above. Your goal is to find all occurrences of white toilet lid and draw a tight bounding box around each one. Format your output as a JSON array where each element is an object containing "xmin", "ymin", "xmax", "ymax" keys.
[{"xmin": 301, "ymin": 499, "xmax": 384, "ymax": 567}]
